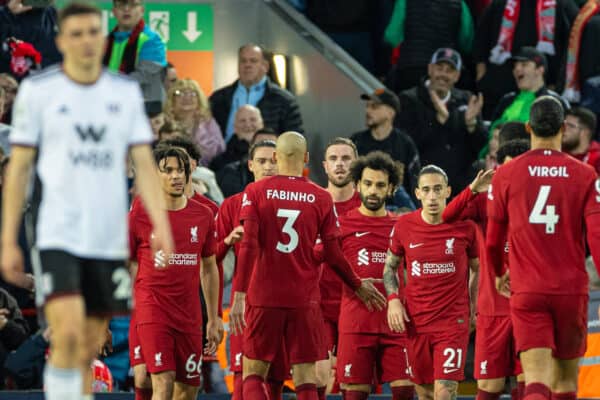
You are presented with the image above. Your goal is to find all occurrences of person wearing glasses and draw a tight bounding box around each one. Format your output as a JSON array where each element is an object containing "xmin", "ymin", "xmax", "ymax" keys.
[{"xmin": 164, "ymin": 79, "xmax": 225, "ymax": 167}]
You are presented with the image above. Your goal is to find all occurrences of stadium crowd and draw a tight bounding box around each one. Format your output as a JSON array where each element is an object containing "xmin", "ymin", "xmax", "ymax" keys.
[{"xmin": 0, "ymin": 0, "xmax": 599, "ymax": 399}]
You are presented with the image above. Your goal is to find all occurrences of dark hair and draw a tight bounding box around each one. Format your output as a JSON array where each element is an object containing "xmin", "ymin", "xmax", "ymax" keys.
[
  {"xmin": 498, "ymin": 121, "xmax": 529, "ymax": 145},
  {"xmin": 324, "ymin": 137, "xmax": 358, "ymax": 159},
  {"xmin": 153, "ymin": 146, "xmax": 191, "ymax": 182},
  {"xmin": 58, "ymin": 2, "xmax": 102, "ymax": 29},
  {"xmin": 566, "ymin": 106, "xmax": 597, "ymax": 134},
  {"xmin": 249, "ymin": 139, "xmax": 276, "ymax": 159},
  {"xmin": 160, "ymin": 135, "xmax": 202, "ymax": 163},
  {"xmin": 417, "ymin": 164, "xmax": 448, "ymax": 186},
  {"xmin": 529, "ymin": 96, "xmax": 565, "ymax": 138},
  {"xmin": 251, "ymin": 127, "xmax": 278, "ymax": 144},
  {"xmin": 496, "ymin": 139, "xmax": 530, "ymax": 164},
  {"xmin": 349, "ymin": 151, "xmax": 401, "ymax": 188}
]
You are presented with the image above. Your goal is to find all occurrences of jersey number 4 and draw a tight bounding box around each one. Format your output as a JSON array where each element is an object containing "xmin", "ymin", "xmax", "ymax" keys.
[
  {"xmin": 529, "ymin": 185, "xmax": 559, "ymax": 234},
  {"xmin": 276, "ymin": 209, "xmax": 300, "ymax": 253}
]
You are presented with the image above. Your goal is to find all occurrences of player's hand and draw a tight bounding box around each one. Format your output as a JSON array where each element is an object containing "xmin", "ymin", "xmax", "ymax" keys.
[
  {"xmin": 7, "ymin": 1, "xmax": 33, "ymax": 15},
  {"xmin": 1, "ymin": 242, "xmax": 26, "ymax": 287},
  {"xmin": 387, "ymin": 298, "xmax": 410, "ymax": 333},
  {"xmin": 469, "ymin": 169, "xmax": 494, "ymax": 194},
  {"xmin": 495, "ymin": 271, "xmax": 511, "ymax": 298},
  {"xmin": 205, "ymin": 318, "xmax": 224, "ymax": 355},
  {"xmin": 150, "ymin": 222, "xmax": 174, "ymax": 264},
  {"xmin": 355, "ymin": 279, "xmax": 387, "ymax": 311},
  {"xmin": 230, "ymin": 292, "xmax": 246, "ymax": 336},
  {"xmin": 225, "ymin": 226, "xmax": 244, "ymax": 246}
]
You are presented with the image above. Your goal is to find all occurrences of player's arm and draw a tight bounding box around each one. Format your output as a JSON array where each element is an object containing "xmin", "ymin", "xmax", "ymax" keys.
[
  {"xmin": 215, "ymin": 205, "xmax": 243, "ymax": 263},
  {"xmin": 383, "ymin": 250, "xmax": 410, "ymax": 333},
  {"xmin": 130, "ymin": 145, "xmax": 173, "ymax": 257},
  {"xmin": 201, "ymin": 255, "xmax": 224, "ymax": 354},
  {"xmin": 1, "ymin": 146, "xmax": 36, "ymax": 286},
  {"xmin": 443, "ymin": 169, "xmax": 493, "ymax": 223},
  {"xmin": 468, "ymin": 257, "xmax": 479, "ymax": 330},
  {"xmin": 486, "ymin": 219, "xmax": 509, "ymax": 296}
]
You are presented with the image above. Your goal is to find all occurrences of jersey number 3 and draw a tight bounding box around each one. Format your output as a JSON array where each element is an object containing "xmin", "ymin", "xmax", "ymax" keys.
[
  {"xmin": 276, "ymin": 209, "xmax": 301, "ymax": 253},
  {"xmin": 529, "ymin": 185, "xmax": 559, "ymax": 234}
]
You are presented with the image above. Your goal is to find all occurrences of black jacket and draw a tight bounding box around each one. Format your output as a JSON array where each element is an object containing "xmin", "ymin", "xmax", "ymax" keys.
[
  {"xmin": 209, "ymin": 78, "xmax": 304, "ymax": 136},
  {"xmin": 215, "ymin": 160, "xmax": 253, "ymax": 198},
  {"xmin": 209, "ymin": 135, "xmax": 250, "ymax": 172},
  {"xmin": 397, "ymin": 81, "xmax": 488, "ymax": 192},
  {"xmin": 350, "ymin": 127, "xmax": 420, "ymax": 193},
  {"xmin": 491, "ymin": 86, "xmax": 570, "ymax": 122}
]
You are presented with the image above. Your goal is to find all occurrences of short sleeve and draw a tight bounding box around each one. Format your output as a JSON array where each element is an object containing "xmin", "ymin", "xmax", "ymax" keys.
[
  {"xmin": 466, "ymin": 222, "xmax": 479, "ymax": 258},
  {"xmin": 584, "ymin": 175, "xmax": 600, "ymax": 217},
  {"xmin": 239, "ymin": 184, "xmax": 259, "ymax": 223},
  {"xmin": 389, "ymin": 220, "xmax": 405, "ymax": 256},
  {"xmin": 202, "ymin": 216, "xmax": 217, "ymax": 258},
  {"xmin": 128, "ymin": 209, "xmax": 140, "ymax": 261},
  {"xmin": 9, "ymin": 79, "xmax": 41, "ymax": 147},
  {"xmin": 127, "ymin": 83, "xmax": 153, "ymax": 146},
  {"xmin": 319, "ymin": 196, "xmax": 340, "ymax": 241},
  {"xmin": 486, "ymin": 170, "xmax": 508, "ymax": 222}
]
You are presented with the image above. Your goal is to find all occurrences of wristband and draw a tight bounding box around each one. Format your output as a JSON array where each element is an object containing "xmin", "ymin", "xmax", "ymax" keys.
[{"xmin": 387, "ymin": 293, "xmax": 400, "ymax": 301}]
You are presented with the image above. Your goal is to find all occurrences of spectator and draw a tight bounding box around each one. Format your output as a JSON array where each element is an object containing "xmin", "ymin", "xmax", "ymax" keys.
[
  {"xmin": 0, "ymin": 287, "xmax": 29, "ymax": 387},
  {"xmin": 0, "ymin": 0, "xmax": 62, "ymax": 73},
  {"xmin": 490, "ymin": 47, "xmax": 569, "ymax": 132},
  {"xmin": 164, "ymin": 61, "xmax": 177, "ymax": 92},
  {"xmin": 209, "ymin": 43, "xmax": 303, "ymax": 142},
  {"xmin": 157, "ymin": 119, "xmax": 184, "ymax": 142},
  {"xmin": 210, "ymin": 105, "xmax": 264, "ymax": 172},
  {"xmin": 563, "ymin": 0, "xmax": 600, "ymax": 103},
  {"xmin": 349, "ymin": 88, "xmax": 420, "ymax": 195},
  {"xmin": 4, "ymin": 327, "xmax": 48, "ymax": 389},
  {"xmin": 103, "ymin": 0, "xmax": 167, "ymax": 104},
  {"xmin": 0, "ymin": 73, "xmax": 17, "ymax": 124},
  {"xmin": 474, "ymin": 0, "xmax": 578, "ymax": 118},
  {"xmin": 384, "ymin": 0, "xmax": 475, "ymax": 93},
  {"xmin": 397, "ymin": 48, "xmax": 486, "ymax": 193},
  {"xmin": 498, "ymin": 120, "xmax": 529, "ymax": 144},
  {"xmin": 216, "ymin": 131, "xmax": 278, "ymax": 198},
  {"xmin": 563, "ymin": 106, "xmax": 600, "ymax": 173},
  {"xmin": 164, "ymin": 79, "xmax": 225, "ymax": 166}
]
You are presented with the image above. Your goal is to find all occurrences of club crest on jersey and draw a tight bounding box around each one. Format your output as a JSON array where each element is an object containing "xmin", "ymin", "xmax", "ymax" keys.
[
  {"xmin": 480, "ymin": 360, "xmax": 488, "ymax": 375},
  {"xmin": 344, "ymin": 364, "xmax": 352, "ymax": 377},
  {"xmin": 190, "ymin": 226, "xmax": 198, "ymax": 243},
  {"xmin": 445, "ymin": 238, "xmax": 455, "ymax": 255},
  {"xmin": 242, "ymin": 193, "xmax": 252, "ymax": 207},
  {"xmin": 155, "ymin": 352, "xmax": 162, "ymax": 366}
]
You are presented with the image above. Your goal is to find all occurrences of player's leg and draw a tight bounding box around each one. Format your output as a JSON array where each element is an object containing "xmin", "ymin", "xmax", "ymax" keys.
[
  {"xmin": 337, "ymin": 332, "xmax": 377, "ymax": 400},
  {"xmin": 267, "ymin": 340, "xmax": 290, "ymax": 400},
  {"xmin": 35, "ymin": 250, "xmax": 85, "ymax": 400},
  {"xmin": 151, "ymin": 371, "xmax": 176, "ymax": 399},
  {"xmin": 171, "ymin": 329, "xmax": 203, "ymax": 400},
  {"xmin": 81, "ymin": 316, "xmax": 110, "ymax": 398},
  {"xmin": 379, "ymin": 333, "xmax": 414, "ymax": 400},
  {"xmin": 414, "ymin": 384, "xmax": 434, "ymax": 400},
  {"xmin": 551, "ymin": 358, "xmax": 578, "ymax": 397},
  {"xmin": 433, "ymin": 380, "xmax": 459, "ymax": 400},
  {"xmin": 405, "ymin": 332, "xmax": 434, "ymax": 400},
  {"xmin": 316, "ymin": 318, "xmax": 337, "ymax": 399},
  {"xmin": 172, "ymin": 382, "xmax": 200, "ymax": 400},
  {"xmin": 138, "ymin": 323, "xmax": 178, "ymax": 400},
  {"xmin": 130, "ymin": 316, "xmax": 153, "ymax": 399},
  {"xmin": 519, "ymin": 349, "xmax": 554, "ymax": 396}
]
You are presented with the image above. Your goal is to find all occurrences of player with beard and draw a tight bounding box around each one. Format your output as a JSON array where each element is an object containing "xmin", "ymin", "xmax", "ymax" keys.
[
  {"xmin": 385, "ymin": 165, "xmax": 479, "ymax": 400},
  {"xmin": 335, "ymin": 151, "xmax": 414, "ymax": 400},
  {"xmin": 316, "ymin": 138, "xmax": 361, "ymax": 398},
  {"xmin": 129, "ymin": 147, "xmax": 223, "ymax": 400},
  {"xmin": 561, "ymin": 107, "xmax": 600, "ymax": 174}
]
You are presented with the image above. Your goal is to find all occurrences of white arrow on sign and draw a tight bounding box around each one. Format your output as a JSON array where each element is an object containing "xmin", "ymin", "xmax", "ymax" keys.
[{"xmin": 182, "ymin": 11, "xmax": 203, "ymax": 43}]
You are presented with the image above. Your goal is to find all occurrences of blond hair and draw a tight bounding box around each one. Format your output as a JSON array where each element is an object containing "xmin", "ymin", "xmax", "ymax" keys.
[{"xmin": 164, "ymin": 79, "xmax": 212, "ymax": 122}]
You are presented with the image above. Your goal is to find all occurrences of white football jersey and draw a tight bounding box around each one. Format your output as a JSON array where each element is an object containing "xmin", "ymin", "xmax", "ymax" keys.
[{"xmin": 10, "ymin": 67, "xmax": 152, "ymax": 259}]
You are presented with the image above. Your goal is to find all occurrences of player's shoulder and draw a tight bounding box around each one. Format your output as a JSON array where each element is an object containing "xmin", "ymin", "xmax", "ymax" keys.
[
  {"xmin": 187, "ymin": 197, "xmax": 215, "ymax": 217},
  {"xmin": 104, "ymin": 69, "xmax": 138, "ymax": 86},
  {"xmin": 222, "ymin": 192, "xmax": 243, "ymax": 207},
  {"xmin": 27, "ymin": 64, "xmax": 62, "ymax": 84},
  {"xmin": 394, "ymin": 209, "xmax": 420, "ymax": 228},
  {"xmin": 448, "ymin": 218, "xmax": 477, "ymax": 233}
]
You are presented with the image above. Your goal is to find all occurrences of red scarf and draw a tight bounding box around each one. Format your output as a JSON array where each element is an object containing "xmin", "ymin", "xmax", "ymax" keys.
[
  {"xmin": 489, "ymin": 0, "xmax": 556, "ymax": 65},
  {"xmin": 563, "ymin": 0, "xmax": 600, "ymax": 102},
  {"xmin": 102, "ymin": 20, "xmax": 145, "ymax": 74}
]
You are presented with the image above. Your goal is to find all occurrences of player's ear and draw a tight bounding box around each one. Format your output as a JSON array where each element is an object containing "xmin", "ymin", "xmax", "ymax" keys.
[
  {"xmin": 446, "ymin": 185, "xmax": 452, "ymax": 198},
  {"xmin": 305, "ymin": 151, "xmax": 310, "ymax": 164},
  {"xmin": 414, "ymin": 187, "xmax": 421, "ymax": 200},
  {"xmin": 525, "ymin": 122, "xmax": 534, "ymax": 137},
  {"xmin": 247, "ymin": 159, "xmax": 253, "ymax": 173}
]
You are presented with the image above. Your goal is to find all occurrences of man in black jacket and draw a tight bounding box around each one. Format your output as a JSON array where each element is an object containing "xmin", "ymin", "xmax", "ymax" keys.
[
  {"xmin": 209, "ymin": 43, "xmax": 303, "ymax": 143},
  {"xmin": 397, "ymin": 48, "xmax": 487, "ymax": 194},
  {"xmin": 350, "ymin": 88, "xmax": 420, "ymax": 195},
  {"xmin": 0, "ymin": 287, "xmax": 29, "ymax": 387}
]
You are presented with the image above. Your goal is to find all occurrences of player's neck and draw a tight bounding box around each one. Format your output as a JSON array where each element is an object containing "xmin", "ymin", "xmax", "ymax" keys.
[
  {"xmin": 184, "ymin": 182, "xmax": 194, "ymax": 198},
  {"xmin": 359, "ymin": 204, "xmax": 386, "ymax": 217},
  {"xmin": 164, "ymin": 193, "xmax": 187, "ymax": 211},
  {"xmin": 420, "ymin": 210, "xmax": 443, "ymax": 225},
  {"xmin": 62, "ymin": 61, "xmax": 102, "ymax": 85},
  {"xmin": 327, "ymin": 183, "xmax": 354, "ymax": 203},
  {"xmin": 531, "ymin": 135, "xmax": 562, "ymax": 152},
  {"xmin": 277, "ymin": 162, "xmax": 304, "ymax": 177}
]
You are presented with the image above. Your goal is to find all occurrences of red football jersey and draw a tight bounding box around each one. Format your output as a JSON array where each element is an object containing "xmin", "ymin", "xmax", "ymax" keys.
[
  {"xmin": 215, "ymin": 193, "xmax": 243, "ymax": 302},
  {"xmin": 320, "ymin": 191, "xmax": 362, "ymax": 321},
  {"xmin": 390, "ymin": 211, "xmax": 478, "ymax": 332},
  {"xmin": 129, "ymin": 199, "xmax": 216, "ymax": 332},
  {"xmin": 443, "ymin": 188, "xmax": 509, "ymax": 316},
  {"xmin": 338, "ymin": 209, "xmax": 398, "ymax": 334},
  {"xmin": 192, "ymin": 191, "xmax": 219, "ymax": 216},
  {"xmin": 487, "ymin": 149, "xmax": 600, "ymax": 295},
  {"xmin": 239, "ymin": 175, "xmax": 340, "ymax": 307}
]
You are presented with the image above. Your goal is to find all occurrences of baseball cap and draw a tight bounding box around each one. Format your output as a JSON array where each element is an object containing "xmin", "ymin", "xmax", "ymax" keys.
[
  {"xmin": 510, "ymin": 47, "xmax": 547, "ymax": 69},
  {"xmin": 430, "ymin": 48, "xmax": 462, "ymax": 71},
  {"xmin": 360, "ymin": 88, "xmax": 400, "ymax": 113}
]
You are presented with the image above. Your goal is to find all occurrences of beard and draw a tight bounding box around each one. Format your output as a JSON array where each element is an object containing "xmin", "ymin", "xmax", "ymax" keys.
[
  {"xmin": 359, "ymin": 192, "xmax": 386, "ymax": 211},
  {"xmin": 328, "ymin": 172, "xmax": 352, "ymax": 188},
  {"xmin": 561, "ymin": 136, "xmax": 580, "ymax": 153}
]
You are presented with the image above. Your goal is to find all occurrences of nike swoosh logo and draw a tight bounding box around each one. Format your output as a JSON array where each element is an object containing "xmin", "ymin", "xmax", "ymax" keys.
[
  {"xmin": 443, "ymin": 368, "xmax": 459, "ymax": 374},
  {"xmin": 355, "ymin": 232, "xmax": 370, "ymax": 237},
  {"xmin": 186, "ymin": 374, "xmax": 200, "ymax": 379},
  {"xmin": 409, "ymin": 243, "xmax": 424, "ymax": 248}
]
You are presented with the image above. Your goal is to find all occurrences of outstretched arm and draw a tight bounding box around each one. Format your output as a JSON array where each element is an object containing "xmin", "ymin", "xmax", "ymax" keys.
[{"xmin": 384, "ymin": 250, "xmax": 410, "ymax": 333}]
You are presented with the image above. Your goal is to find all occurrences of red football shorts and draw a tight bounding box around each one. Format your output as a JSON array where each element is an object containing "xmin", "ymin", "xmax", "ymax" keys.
[
  {"xmin": 229, "ymin": 332, "xmax": 244, "ymax": 373},
  {"xmin": 128, "ymin": 316, "xmax": 144, "ymax": 367},
  {"xmin": 229, "ymin": 332, "xmax": 291, "ymax": 381},
  {"xmin": 337, "ymin": 331, "xmax": 410, "ymax": 384},
  {"xmin": 406, "ymin": 325, "xmax": 470, "ymax": 385},
  {"xmin": 244, "ymin": 304, "xmax": 322, "ymax": 364},
  {"xmin": 474, "ymin": 315, "xmax": 522, "ymax": 379},
  {"xmin": 510, "ymin": 293, "xmax": 588, "ymax": 359},
  {"xmin": 137, "ymin": 323, "xmax": 204, "ymax": 386},
  {"xmin": 323, "ymin": 318, "xmax": 339, "ymax": 355}
]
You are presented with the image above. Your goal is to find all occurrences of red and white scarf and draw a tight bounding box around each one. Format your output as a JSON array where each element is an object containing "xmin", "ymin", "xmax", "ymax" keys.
[
  {"xmin": 490, "ymin": 0, "xmax": 556, "ymax": 65},
  {"xmin": 563, "ymin": 0, "xmax": 600, "ymax": 102}
]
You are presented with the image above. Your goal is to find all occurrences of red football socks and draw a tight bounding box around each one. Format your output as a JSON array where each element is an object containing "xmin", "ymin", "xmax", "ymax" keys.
[
  {"xmin": 317, "ymin": 386, "xmax": 327, "ymax": 400},
  {"xmin": 233, "ymin": 372, "xmax": 243, "ymax": 400},
  {"xmin": 268, "ymin": 379, "xmax": 284, "ymax": 400},
  {"xmin": 343, "ymin": 390, "xmax": 369, "ymax": 400},
  {"xmin": 476, "ymin": 388, "xmax": 501, "ymax": 400},
  {"xmin": 134, "ymin": 387, "xmax": 152, "ymax": 400},
  {"xmin": 524, "ymin": 383, "xmax": 551, "ymax": 400},
  {"xmin": 551, "ymin": 392, "xmax": 576, "ymax": 400},
  {"xmin": 296, "ymin": 383, "xmax": 318, "ymax": 400},
  {"xmin": 243, "ymin": 375, "xmax": 269, "ymax": 400},
  {"xmin": 517, "ymin": 382, "xmax": 526, "ymax": 400},
  {"xmin": 392, "ymin": 385, "xmax": 415, "ymax": 400}
]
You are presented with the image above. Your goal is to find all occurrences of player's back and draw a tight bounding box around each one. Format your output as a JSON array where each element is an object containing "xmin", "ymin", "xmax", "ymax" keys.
[
  {"xmin": 240, "ymin": 175, "xmax": 339, "ymax": 308},
  {"xmin": 490, "ymin": 149, "xmax": 599, "ymax": 295}
]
